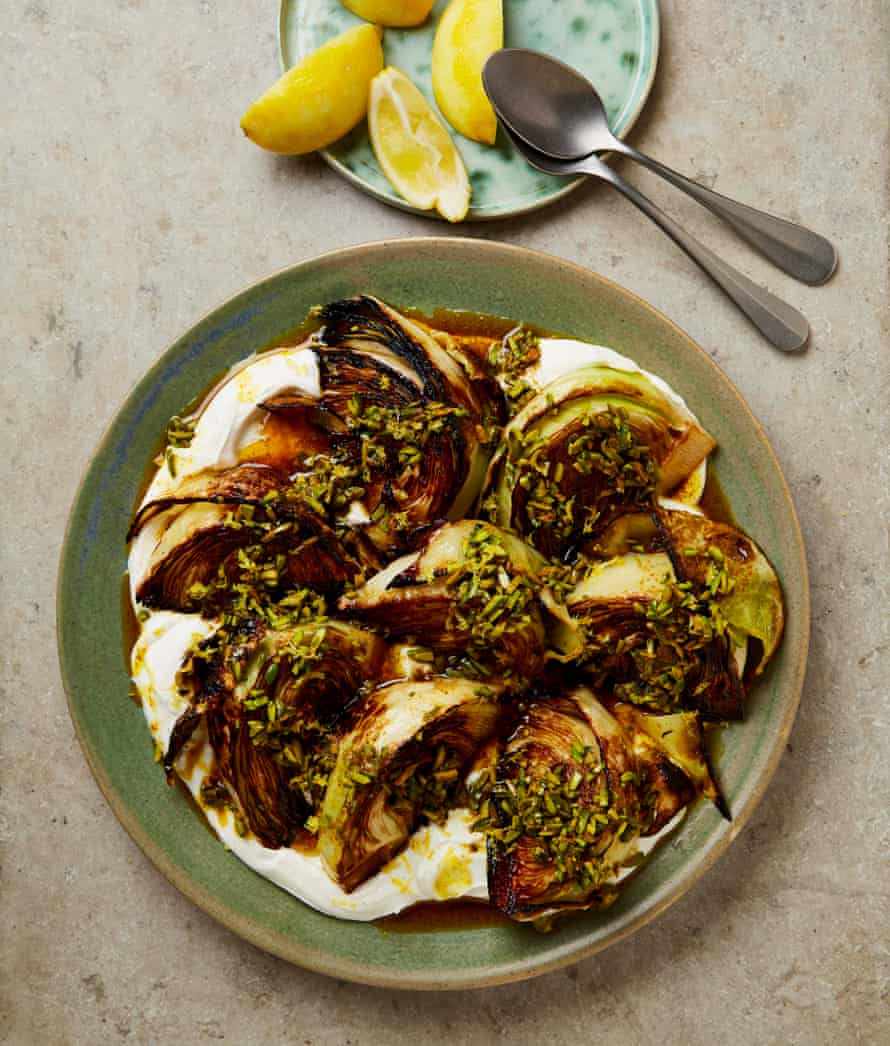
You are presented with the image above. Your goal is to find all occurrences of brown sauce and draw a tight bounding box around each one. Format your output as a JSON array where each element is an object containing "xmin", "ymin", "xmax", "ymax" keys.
[
  {"xmin": 244, "ymin": 405, "xmax": 331, "ymax": 469},
  {"xmin": 255, "ymin": 310, "xmax": 331, "ymax": 354},
  {"xmin": 407, "ymin": 306, "xmax": 515, "ymax": 346},
  {"xmin": 177, "ymin": 741, "xmax": 204, "ymax": 783},
  {"xmin": 291, "ymin": 830, "xmax": 321, "ymax": 857},
  {"xmin": 377, "ymin": 898, "xmax": 511, "ymax": 934}
]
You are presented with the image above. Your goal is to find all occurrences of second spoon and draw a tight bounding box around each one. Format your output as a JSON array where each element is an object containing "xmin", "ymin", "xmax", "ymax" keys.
[{"xmin": 499, "ymin": 127, "xmax": 810, "ymax": 352}]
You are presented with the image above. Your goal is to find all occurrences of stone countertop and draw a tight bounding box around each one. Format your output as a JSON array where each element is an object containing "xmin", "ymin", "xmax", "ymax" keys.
[{"xmin": 2, "ymin": 1, "xmax": 888, "ymax": 1043}]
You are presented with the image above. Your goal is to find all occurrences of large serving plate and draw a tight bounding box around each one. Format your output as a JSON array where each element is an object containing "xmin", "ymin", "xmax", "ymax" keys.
[
  {"xmin": 279, "ymin": 0, "xmax": 660, "ymax": 219},
  {"xmin": 58, "ymin": 238, "xmax": 808, "ymax": 989}
]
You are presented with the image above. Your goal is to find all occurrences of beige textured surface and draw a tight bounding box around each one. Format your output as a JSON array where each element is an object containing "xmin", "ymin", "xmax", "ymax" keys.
[{"xmin": 2, "ymin": 1, "xmax": 889, "ymax": 1043}]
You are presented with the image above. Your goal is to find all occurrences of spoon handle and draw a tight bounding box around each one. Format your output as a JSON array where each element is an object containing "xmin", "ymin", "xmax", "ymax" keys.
[
  {"xmin": 612, "ymin": 142, "xmax": 837, "ymax": 286},
  {"xmin": 580, "ymin": 155, "xmax": 809, "ymax": 352}
]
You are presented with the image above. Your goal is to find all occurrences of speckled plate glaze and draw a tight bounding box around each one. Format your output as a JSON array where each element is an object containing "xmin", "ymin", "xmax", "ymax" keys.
[
  {"xmin": 59, "ymin": 239, "xmax": 808, "ymax": 989},
  {"xmin": 279, "ymin": 0, "xmax": 659, "ymax": 219}
]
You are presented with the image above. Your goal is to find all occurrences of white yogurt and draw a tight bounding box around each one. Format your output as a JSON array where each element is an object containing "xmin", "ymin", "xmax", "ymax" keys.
[{"xmin": 143, "ymin": 346, "xmax": 321, "ymax": 505}]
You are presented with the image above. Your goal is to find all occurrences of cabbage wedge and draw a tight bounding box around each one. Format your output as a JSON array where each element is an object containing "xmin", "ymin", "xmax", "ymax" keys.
[
  {"xmin": 485, "ymin": 687, "xmax": 643, "ymax": 920},
  {"xmin": 483, "ymin": 365, "xmax": 715, "ymax": 558},
  {"xmin": 167, "ymin": 621, "xmax": 385, "ymax": 848},
  {"xmin": 129, "ymin": 465, "xmax": 374, "ymax": 611},
  {"xmin": 559, "ymin": 549, "xmax": 745, "ymax": 720},
  {"xmin": 315, "ymin": 297, "xmax": 500, "ymax": 552},
  {"xmin": 611, "ymin": 703, "xmax": 728, "ymax": 826},
  {"xmin": 658, "ymin": 509, "xmax": 785, "ymax": 677},
  {"xmin": 339, "ymin": 520, "xmax": 552, "ymax": 681},
  {"xmin": 318, "ymin": 677, "xmax": 501, "ymax": 891}
]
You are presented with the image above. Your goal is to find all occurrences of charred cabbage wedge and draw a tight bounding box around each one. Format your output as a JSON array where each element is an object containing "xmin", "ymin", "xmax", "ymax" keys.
[
  {"xmin": 611, "ymin": 703, "xmax": 728, "ymax": 825},
  {"xmin": 340, "ymin": 519, "xmax": 559, "ymax": 682},
  {"xmin": 554, "ymin": 505, "xmax": 784, "ymax": 720},
  {"xmin": 483, "ymin": 687, "xmax": 643, "ymax": 919},
  {"xmin": 659, "ymin": 509, "xmax": 784, "ymax": 676},
  {"xmin": 482, "ymin": 365, "xmax": 715, "ymax": 558},
  {"xmin": 559, "ymin": 549, "xmax": 745, "ymax": 720},
  {"xmin": 481, "ymin": 689, "xmax": 728, "ymax": 916},
  {"xmin": 167, "ymin": 619, "xmax": 385, "ymax": 847},
  {"xmin": 319, "ymin": 678, "xmax": 502, "ymax": 892},
  {"xmin": 129, "ymin": 464, "xmax": 376, "ymax": 610},
  {"xmin": 314, "ymin": 296, "xmax": 500, "ymax": 552}
]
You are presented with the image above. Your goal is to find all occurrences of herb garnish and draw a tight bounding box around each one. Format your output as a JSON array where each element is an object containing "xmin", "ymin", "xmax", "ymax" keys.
[
  {"xmin": 502, "ymin": 407, "xmax": 657, "ymax": 552},
  {"xmin": 441, "ymin": 524, "xmax": 539, "ymax": 680},
  {"xmin": 489, "ymin": 327, "xmax": 541, "ymax": 411},
  {"xmin": 383, "ymin": 742, "xmax": 465, "ymax": 825},
  {"xmin": 483, "ymin": 742, "xmax": 636, "ymax": 890},
  {"xmin": 583, "ymin": 550, "xmax": 735, "ymax": 712}
]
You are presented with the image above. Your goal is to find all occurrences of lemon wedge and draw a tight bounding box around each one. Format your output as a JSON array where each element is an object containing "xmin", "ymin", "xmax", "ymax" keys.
[
  {"xmin": 431, "ymin": 0, "xmax": 502, "ymax": 145},
  {"xmin": 341, "ymin": 0, "xmax": 434, "ymax": 27},
  {"xmin": 241, "ymin": 24, "xmax": 383, "ymax": 155},
  {"xmin": 369, "ymin": 67, "xmax": 471, "ymax": 222}
]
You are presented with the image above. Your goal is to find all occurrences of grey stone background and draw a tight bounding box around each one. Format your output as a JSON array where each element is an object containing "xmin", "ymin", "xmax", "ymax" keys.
[{"xmin": 2, "ymin": 1, "xmax": 888, "ymax": 1042}]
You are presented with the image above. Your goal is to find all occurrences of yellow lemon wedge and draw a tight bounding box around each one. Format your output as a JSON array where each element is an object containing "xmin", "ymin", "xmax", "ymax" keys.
[
  {"xmin": 240, "ymin": 24, "xmax": 383, "ymax": 155},
  {"xmin": 341, "ymin": 0, "xmax": 434, "ymax": 27},
  {"xmin": 369, "ymin": 67, "xmax": 471, "ymax": 222},
  {"xmin": 431, "ymin": 0, "xmax": 502, "ymax": 145}
]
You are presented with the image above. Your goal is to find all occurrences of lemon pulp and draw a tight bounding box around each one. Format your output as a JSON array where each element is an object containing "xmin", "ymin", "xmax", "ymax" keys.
[
  {"xmin": 341, "ymin": 0, "xmax": 434, "ymax": 27},
  {"xmin": 369, "ymin": 67, "xmax": 471, "ymax": 222}
]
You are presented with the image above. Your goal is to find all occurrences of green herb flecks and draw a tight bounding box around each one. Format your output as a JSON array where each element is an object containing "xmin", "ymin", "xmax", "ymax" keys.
[
  {"xmin": 489, "ymin": 327, "xmax": 541, "ymax": 412},
  {"xmin": 440, "ymin": 524, "xmax": 540, "ymax": 682},
  {"xmin": 341, "ymin": 737, "xmax": 467, "ymax": 830},
  {"xmin": 383, "ymin": 742, "xmax": 466, "ymax": 826},
  {"xmin": 483, "ymin": 743, "xmax": 635, "ymax": 891},
  {"xmin": 199, "ymin": 775, "xmax": 248, "ymax": 837},
  {"xmin": 505, "ymin": 407, "xmax": 657, "ymax": 553},
  {"xmin": 286, "ymin": 455, "xmax": 366, "ymax": 517},
  {"xmin": 345, "ymin": 395, "xmax": 468, "ymax": 478},
  {"xmin": 240, "ymin": 627, "xmax": 344, "ymax": 816},
  {"xmin": 164, "ymin": 415, "xmax": 197, "ymax": 449},
  {"xmin": 584, "ymin": 556, "xmax": 735, "ymax": 712}
]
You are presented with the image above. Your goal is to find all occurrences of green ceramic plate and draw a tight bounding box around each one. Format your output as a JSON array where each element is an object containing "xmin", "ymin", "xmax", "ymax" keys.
[
  {"xmin": 278, "ymin": 0, "xmax": 659, "ymax": 219},
  {"xmin": 59, "ymin": 239, "xmax": 808, "ymax": 989}
]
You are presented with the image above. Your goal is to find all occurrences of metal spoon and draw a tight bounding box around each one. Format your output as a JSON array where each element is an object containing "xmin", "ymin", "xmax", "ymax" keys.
[
  {"xmin": 497, "ymin": 124, "xmax": 809, "ymax": 352},
  {"xmin": 483, "ymin": 48, "xmax": 837, "ymax": 287}
]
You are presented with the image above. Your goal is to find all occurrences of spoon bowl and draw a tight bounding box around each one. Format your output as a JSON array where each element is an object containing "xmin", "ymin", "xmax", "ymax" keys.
[{"xmin": 483, "ymin": 48, "xmax": 617, "ymax": 160}]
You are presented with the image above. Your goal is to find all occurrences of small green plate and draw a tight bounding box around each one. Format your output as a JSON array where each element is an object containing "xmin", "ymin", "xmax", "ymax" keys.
[
  {"xmin": 58, "ymin": 239, "xmax": 808, "ymax": 989},
  {"xmin": 278, "ymin": 0, "xmax": 660, "ymax": 219}
]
